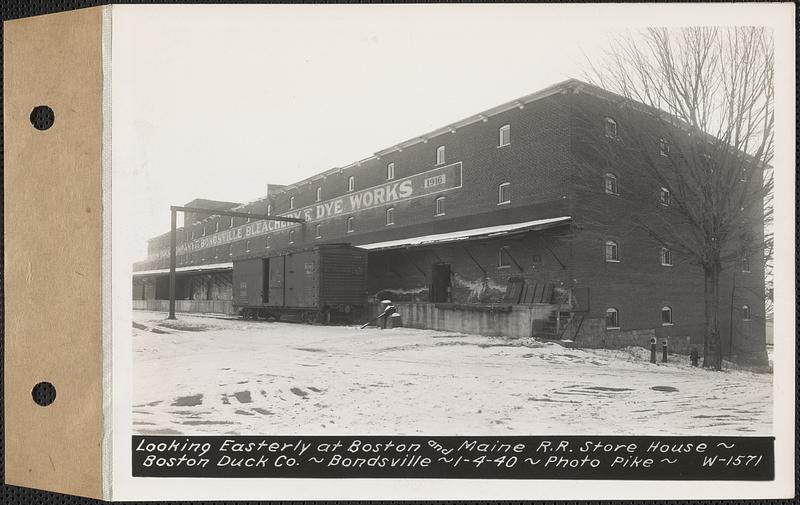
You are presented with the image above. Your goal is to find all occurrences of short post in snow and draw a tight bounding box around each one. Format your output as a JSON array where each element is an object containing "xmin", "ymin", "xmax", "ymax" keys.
[
  {"xmin": 690, "ymin": 347, "xmax": 700, "ymax": 367},
  {"xmin": 649, "ymin": 337, "xmax": 657, "ymax": 364},
  {"xmin": 661, "ymin": 340, "xmax": 668, "ymax": 363}
]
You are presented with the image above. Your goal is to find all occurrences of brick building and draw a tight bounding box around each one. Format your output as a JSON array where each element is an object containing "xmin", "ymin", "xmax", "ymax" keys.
[{"xmin": 132, "ymin": 78, "xmax": 767, "ymax": 364}]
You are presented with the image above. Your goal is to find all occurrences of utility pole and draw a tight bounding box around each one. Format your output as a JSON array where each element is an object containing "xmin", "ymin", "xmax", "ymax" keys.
[{"xmin": 167, "ymin": 205, "xmax": 305, "ymax": 320}]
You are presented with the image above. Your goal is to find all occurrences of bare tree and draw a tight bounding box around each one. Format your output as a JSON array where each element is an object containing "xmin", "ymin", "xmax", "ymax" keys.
[{"xmin": 577, "ymin": 27, "xmax": 773, "ymax": 369}]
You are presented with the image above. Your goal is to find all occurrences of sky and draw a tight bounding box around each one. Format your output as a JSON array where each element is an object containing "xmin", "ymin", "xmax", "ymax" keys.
[{"xmin": 110, "ymin": 4, "xmax": 793, "ymax": 260}]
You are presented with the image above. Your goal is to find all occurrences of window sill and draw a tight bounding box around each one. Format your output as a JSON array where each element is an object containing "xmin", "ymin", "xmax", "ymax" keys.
[
  {"xmin": 605, "ymin": 326, "xmax": 620, "ymax": 331},
  {"xmin": 661, "ymin": 323, "xmax": 674, "ymax": 327},
  {"xmin": 605, "ymin": 191, "xmax": 620, "ymax": 196},
  {"xmin": 497, "ymin": 265, "xmax": 511, "ymax": 269},
  {"xmin": 497, "ymin": 201, "xmax": 511, "ymax": 206},
  {"xmin": 435, "ymin": 213, "xmax": 445, "ymax": 217},
  {"xmin": 497, "ymin": 143, "xmax": 510, "ymax": 149},
  {"xmin": 605, "ymin": 259, "xmax": 620, "ymax": 263},
  {"xmin": 385, "ymin": 223, "xmax": 395, "ymax": 227},
  {"xmin": 660, "ymin": 263, "xmax": 673, "ymax": 267}
]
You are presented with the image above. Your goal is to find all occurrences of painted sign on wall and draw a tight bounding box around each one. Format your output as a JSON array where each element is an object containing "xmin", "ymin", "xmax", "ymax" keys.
[{"xmin": 156, "ymin": 162, "xmax": 463, "ymax": 258}]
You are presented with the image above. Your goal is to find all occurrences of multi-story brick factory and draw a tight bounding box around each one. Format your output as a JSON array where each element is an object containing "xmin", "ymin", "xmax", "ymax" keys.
[{"xmin": 132, "ymin": 78, "xmax": 767, "ymax": 364}]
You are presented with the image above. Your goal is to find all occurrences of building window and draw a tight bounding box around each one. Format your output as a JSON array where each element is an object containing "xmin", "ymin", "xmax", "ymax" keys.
[
  {"xmin": 289, "ymin": 196, "xmax": 295, "ymax": 210},
  {"xmin": 348, "ymin": 175, "xmax": 355, "ymax": 192},
  {"xmin": 316, "ymin": 187, "xmax": 322, "ymax": 202},
  {"xmin": 190, "ymin": 229, "xmax": 195, "ymax": 240},
  {"xmin": 265, "ymin": 235, "xmax": 271, "ymax": 249},
  {"xmin": 346, "ymin": 216, "xmax": 354, "ymax": 233},
  {"xmin": 215, "ymin": 221, "xmax": 220, "ymax": 232},
  {"xmin": 605, "ymin": 117, "xmax": 617, "ymax": 138},
  {"xmin": 605, "ymin": 240, "xmax": 619, "ymax": 262},
  {"xmin": 436, "ymin": 145, "xmax": 446, "ymax": 166},
  {"xmin": 741, "ymin": 255, "xmax": 751, "ymax": 273},
  {"xmin": 661, "ymin": 306, "xmax": 673, "ymax": 325},
  {"xmin": 659, "ymin": 187, "xmax": 671, "ymax": 206},
  {"xmin": 435, "ymin": 196, "xmax": 445, "ymax": 216},
  {"xmin": 267, "ymin": 204, "xmax": 272, "ymax": 215},
  {"xmin": 227, "ymin": 244, "xmax": 232, "ymax": 257},
  {"xmin": 499, "ymin": 124, "xmax": 511, "ymax": 147},
  {"xmin": 742, "ymin": 305, "xmax": 751, "ymax": 321},
  {"xmin": 245, "ymin": 240, "xmax": 251, "ymax": 253},
  {"xmin": 605, "ymin": 308, "xmax": 620, "ymax": 329},
  {"xmin": 498, "ymin": 182, "xmax": 511, "ymax": 205},
  {"xmin": 387, "ymin": 163, "xmax": 395, "ymax": 180},
  {"xmin": 498, "ymin": 247, "xmax": 510, "ymax": 268},
  {"xmin": 660, "ymin": 247, "xmax": 673, "ymax": 266},
  {"xmin": 604, "ymin": 173, "xmax": 619, "ymax": 195},
  {"xmin": 229, "ymin": 217, "xmax": 234, "ymax": 227},
  {"xmin": 202, "ymin": 224, "xmax": 207, "ymax": 236},
  {"xmin": 288, "ymin": 230, "xmax": 295, "ymax": 244},
  {"xmin": 659, "ymin": 138, "xmax": 670, "ymax": 156},
  {"xmin": 385, "ymin": 207, "xmax": 395, "ymax": 226},
  {"xmin": 315, "ymin": 224, "xmax": 322, "ymax": 239}
]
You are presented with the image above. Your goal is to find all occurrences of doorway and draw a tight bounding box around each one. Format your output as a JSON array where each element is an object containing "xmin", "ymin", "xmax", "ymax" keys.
[
  {"xmin": 262, "ymin": 258, "xmax": 270, "ymax": 303},
  {"xmin": 431, "ymin": 263, "xmax": 452, "ymax": 303}
]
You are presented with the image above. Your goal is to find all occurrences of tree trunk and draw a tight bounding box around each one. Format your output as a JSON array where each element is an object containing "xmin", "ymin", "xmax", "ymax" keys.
[{"xmin": 702, "ymin": 262, "xmax": 723, "ymax": 370}]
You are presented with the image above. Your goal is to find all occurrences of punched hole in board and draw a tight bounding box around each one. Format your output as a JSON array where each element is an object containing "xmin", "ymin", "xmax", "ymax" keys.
[
  {"xmin": 30, "ymin": 105, "xmax": 55, "ymax": 130},
  {"xmin": 32, "ymin": 382, "xmax": 56, "ymax": 407}
]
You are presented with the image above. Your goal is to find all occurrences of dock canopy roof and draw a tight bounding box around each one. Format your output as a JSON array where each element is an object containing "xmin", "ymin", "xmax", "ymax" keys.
[
  {"xmin": 132, "ymin": 262, "xmax": 233, "ymax": 276},
  {"xmin": 356, "ymin": 216, "xmax": 571, "ymax": 252}
]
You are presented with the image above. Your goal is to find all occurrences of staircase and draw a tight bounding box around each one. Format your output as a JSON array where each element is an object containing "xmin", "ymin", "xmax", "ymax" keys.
[{"xmin": 537, "ymin": 307, "xmax": 574, "ymax": 339}]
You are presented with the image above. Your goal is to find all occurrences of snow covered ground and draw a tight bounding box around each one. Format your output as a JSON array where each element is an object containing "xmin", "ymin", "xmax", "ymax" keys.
[{"xmin": 132, "ymin": 311, "xmax": 772, "ymax": 436}]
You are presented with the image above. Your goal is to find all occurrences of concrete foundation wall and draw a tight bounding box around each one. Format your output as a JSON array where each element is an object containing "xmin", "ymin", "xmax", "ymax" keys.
[
  {"xmin": 372, "ymin": 302, "xmax": 557, "ymax": 339},
  {"xmin": 567, "ymin": 316, "xmax": 692, "ymax": 354},
  {"xmin": 133, "ymin": 299, "xmax": 236, "ymax": 316}
]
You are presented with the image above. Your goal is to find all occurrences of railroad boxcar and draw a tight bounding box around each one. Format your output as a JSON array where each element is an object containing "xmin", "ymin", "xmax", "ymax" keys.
[{"xmin": 232, "ymin": 243, "xmax": 368, "ymax": 323}]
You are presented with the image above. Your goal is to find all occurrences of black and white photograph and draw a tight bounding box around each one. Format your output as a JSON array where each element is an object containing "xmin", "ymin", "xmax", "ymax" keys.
[{"xmin": 104, "ymin": 3, "xmax": 793, "ymax": 500}]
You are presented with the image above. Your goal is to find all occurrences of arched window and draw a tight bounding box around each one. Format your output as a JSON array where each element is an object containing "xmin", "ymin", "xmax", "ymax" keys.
[
  {"xmin": 661, "ymin": 306, "xmax": 673, "ymax": 325},
  {"xmin": 605, "ymin": 308, "xmax": 620, "ymax": 329},
  {"xmin": 435, "ymin": 196, "xmax": 446, "ymax": 216},
  {"xmin": 604, "ymin": 173, "xmax": 618, "ymax": 195},
  {"xmin": 265, "ymin": 235, "xmax": 271, "ymax": 249},
  {"xmin": 605, "ymin": 240, "xmax": 619, "ymax": 262},
  {"xmin": 387, "ymin": 162, "xmax": 395, "ymax": 180},
  {"xmin": 436, "ymin": 145, "xmax": 446, "ymax": 165},
  {"xmin": 346, "ymin": 216, "xmax": 355, "ymax": 233},
  {"xmin": 659, "ymin": 187, "xmax": 671, "ymax": 206},
  {"xmin": 315, "ymin": 224, "xmax": 322, "ymax": 239},
  {"xmin": 316, "ymin": 187, "xmax": 322, "ymax": 202},
  {"xmin": 267, "ymin": 204, "xmax": 272, "ymax": 216},
  {"xmin": 348, "ymin": 175, "xmax": 355, "ymax": 192},
  {"xmin": 742, "ymin": 305, "xmax": 751, "ymax": 321},
  {"xmin": 660, "ymin": 247, "xmax": 673, "ymax": 266},
  {"xmin": 245, "ymin": 240, "xmax": 251, "ymax": 253},
  {"xmin": 499, "ymin": 124, "xmax": 511, "ymax": 147},
  {"xmin": 498, "ymin": 182, "xmax": 511, "ymax": 205},
  {"xmin": 604, "ymin": 117, "xmax": 617, "ymax": 138},
  {"xmin": 385, "ymin": 207, "xmax": 395, "ymax": 225},
  {"xmin": 289, "ymin": 196, "xmax": 295, "ymax": 210},
  {"xmin": 498, "ymin": 248, "xmax": 510, "ymax": 268},
  {"xmin": 659, "ymin": 138, "xmax": 670, "ymax": 156},
  {"xmin": 215, "ymin": 220, "xmax": 220, "ymax": 232},
  {"xmin": 288, "ymin": 230, "xmax": 295, "ymax": 244}
]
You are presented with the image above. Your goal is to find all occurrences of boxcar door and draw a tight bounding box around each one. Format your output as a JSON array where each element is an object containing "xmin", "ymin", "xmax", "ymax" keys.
[
  {"xmin": 267, "ymin": 255, "xmax": 285, "ymax": 307},
  {"xmin": 232, "ymin": 258, "xmax": 265, "ymax": 307}
]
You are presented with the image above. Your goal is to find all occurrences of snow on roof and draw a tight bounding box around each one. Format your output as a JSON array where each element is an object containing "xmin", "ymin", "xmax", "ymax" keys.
[
  {"xmin": 356, "ymin": 216, "xmax": 571, "ymax": 251},
  {"xmin": 132, "ymin": 262, "xmax": 233, "ymax": 277}
]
